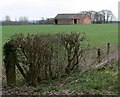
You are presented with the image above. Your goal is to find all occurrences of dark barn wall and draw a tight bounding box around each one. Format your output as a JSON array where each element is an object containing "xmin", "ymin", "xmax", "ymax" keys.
[{"xmin": 57, "ymin": 19, "xmax": 74, "ymax": 24}]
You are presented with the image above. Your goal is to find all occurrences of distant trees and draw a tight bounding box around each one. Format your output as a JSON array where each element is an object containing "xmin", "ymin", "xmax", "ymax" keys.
[
  {"xmin": 5, "ymin": 15, "xmax": 11, "ymax": 22},
  {"xmin": 19, "ymin": 16, "xmax": 28, "ymax": 22},
  {"xmin": 99, "ymin": 10, "xmax": 113, "ymax": 23},
  {"xmin": 80, "ymin": 10, "xmax": 115, "ymax": 24},
  {"xmin": 2, "ymin": 16, "xmax": 31, "ymax": 26}
]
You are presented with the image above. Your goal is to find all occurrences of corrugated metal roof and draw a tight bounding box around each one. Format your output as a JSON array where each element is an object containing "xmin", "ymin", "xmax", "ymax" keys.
[
  {"xmin": 54, "ymin": 13, "xmax": 89, "ymax": 19},
  {"xmin": 54, "ymin": 14, "xmax": 80, "ymax": 19}
]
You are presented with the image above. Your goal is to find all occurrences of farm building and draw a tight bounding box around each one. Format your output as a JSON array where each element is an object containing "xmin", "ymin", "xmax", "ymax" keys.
[{"xmin": 54, "ymin": 13, "xmax": 91, "ymax": 24}]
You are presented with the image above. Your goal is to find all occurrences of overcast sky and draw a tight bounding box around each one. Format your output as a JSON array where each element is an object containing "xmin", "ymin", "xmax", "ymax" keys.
[{"xmin": 0, "ymin": 0, "xmax": 119, "ymax": 20}]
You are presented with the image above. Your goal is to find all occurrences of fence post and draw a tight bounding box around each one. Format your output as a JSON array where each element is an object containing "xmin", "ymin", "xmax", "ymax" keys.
[
  {"xmin": 97, "ymin": 48, "xmax": 101, "ymax": 63},
  {"xmin": 3, "ymin": 43, "xmax": 16, "ymax": 86},
  {"xmin": 107, "ymin": 43, "xmax": 110, "ymax": 54}
]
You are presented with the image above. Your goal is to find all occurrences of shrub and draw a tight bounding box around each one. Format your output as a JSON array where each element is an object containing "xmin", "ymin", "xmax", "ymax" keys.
[{"xmin": 3, "ymin": 32, "xmax": 86, "ymax": 86}]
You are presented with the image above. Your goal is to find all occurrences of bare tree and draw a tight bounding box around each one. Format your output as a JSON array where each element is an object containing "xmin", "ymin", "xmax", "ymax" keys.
[
  {"xmin": 88, "ymin": 11, "xmax": 97, "ymax": 23},
  {"xmin": 99, "ymin": 10, "xmax": 113, "ymax": 23},
  {"xmin": 5, "ymin": 15, "xmax": 11, "ymax": 22},
  {"xmin": 94, "ymin": 12, "xmax": 104, "ymax": 23},
  {"xmin": 19, "ymin": 16, "xmax": 28, "ymax": 22}
]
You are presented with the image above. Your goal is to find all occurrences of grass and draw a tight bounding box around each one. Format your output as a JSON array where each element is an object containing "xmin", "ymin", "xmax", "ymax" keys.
[
  {"xmin": 3, "ymin": 63, "xmax": 117, "ymax": 95},
  {"xmin": 33, "ymin": 63, "xmax": 118, "ymax": 95},
  {"xmin": 2, "ymin": 24, "xmax": 118, "ymax": 46}
]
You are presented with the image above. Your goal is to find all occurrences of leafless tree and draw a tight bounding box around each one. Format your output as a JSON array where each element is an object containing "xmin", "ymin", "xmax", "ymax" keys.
[
  {"xmin": 19, "ymin": 16, "xmax": 28, "ymax": 22},
  {"xmin": 5, "ymin": 15, "xmax": 11, "ymax": 22},
  {"xmin": 99, "ymin": 10, "xmax": 113, "ymax": 23}
]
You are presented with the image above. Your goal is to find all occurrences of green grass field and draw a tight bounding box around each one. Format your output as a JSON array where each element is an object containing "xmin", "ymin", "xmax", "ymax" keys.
[{"xmin": 2, "ymin": 24, "xmax": 118, "ymax": 47}]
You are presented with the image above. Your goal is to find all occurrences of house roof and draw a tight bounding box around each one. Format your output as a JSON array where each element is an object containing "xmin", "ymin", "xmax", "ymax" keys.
[{"xmin": 54, "ymin": 13, "xmax": 90, "ymax": 19}]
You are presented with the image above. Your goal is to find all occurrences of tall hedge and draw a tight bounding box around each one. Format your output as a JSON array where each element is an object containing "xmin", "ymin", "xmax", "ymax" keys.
[{"xmin": 3, "ymin": 32, "xmax": 86, "ymax": 86}]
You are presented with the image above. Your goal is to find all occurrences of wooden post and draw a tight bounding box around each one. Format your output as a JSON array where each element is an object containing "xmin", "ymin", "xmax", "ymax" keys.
[
  {"xmin": 97, "ymin": 48, "xmax": 101, "ymax": 63},
  {"xmin": 6, "ymin": 52, "xmax": 16, "ymax": 86},
  {"xmin": 107, "ymin": 43, "xmax": 110, "ymax": 54},
  {"xmin": 4, "ymin": 43, "xmax": 16, "ymax": 86}
]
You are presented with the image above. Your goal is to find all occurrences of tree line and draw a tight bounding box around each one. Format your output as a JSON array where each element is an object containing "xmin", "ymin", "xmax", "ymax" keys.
[
  {"xmin": 79, "ymin": 10, "xmax": 116, "ymax": 23},
  {"xmin": 1, "ymin": 9, "xmax": 117, "ymax": 25}
]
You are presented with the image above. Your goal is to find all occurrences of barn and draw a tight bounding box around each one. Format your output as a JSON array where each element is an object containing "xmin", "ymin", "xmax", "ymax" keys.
[{"xmin": 54, "ymin": 13, "xmax": 91, "ymax": 24}]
